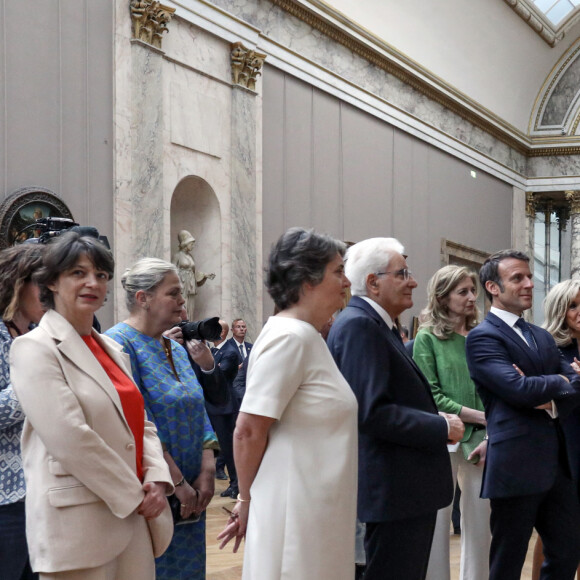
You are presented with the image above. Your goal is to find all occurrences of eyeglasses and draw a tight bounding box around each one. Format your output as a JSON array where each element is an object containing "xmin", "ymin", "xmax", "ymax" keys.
[{"xmin": 375, "ymin": 268, "xmax": 413, "ymax": 281}]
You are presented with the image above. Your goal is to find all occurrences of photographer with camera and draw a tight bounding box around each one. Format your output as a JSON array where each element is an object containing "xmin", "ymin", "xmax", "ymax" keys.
[{"xmin": 105, "ymin": 258, "xmax": 218, "ymax": 580}]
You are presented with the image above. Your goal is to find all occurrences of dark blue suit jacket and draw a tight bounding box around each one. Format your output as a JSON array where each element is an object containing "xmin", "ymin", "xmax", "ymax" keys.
[
  {"xmin": 226, "ymin": 337, "xmax": 253, "ymax": 364},
  {"xmin": 466, "ymin": 312, "xmax": 580, "ymax": 499},
  {"xmin": 206, "ymin": 341, "xmax": 241, "ymax": 415},
  {"xmin": 327, "ymin": 296, "xmax": 453, "ymax": 523}
]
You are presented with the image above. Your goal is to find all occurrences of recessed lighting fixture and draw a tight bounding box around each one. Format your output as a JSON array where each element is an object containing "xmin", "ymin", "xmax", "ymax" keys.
[{"xmin": 470, "ymin": 170, "xmax": 477, "ymax": 179}]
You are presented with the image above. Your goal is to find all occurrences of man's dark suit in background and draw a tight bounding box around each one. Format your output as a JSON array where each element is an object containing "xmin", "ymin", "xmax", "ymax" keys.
[
  {"xmin": 207, "ymin": 321, "xmax": 243, "ymax": 497},
  {"xmin": 466, "ymin": 250, "xmax": 580, "ymax": 580}
]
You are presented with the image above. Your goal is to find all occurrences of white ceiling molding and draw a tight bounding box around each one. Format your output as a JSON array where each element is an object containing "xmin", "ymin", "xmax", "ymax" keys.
[{"xmin": 503, "ymin": 0, "xmax": 580, "ymax": 46}]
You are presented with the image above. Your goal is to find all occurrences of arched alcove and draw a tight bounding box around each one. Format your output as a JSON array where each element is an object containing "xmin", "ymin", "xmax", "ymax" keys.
[{"xmin": 170, "ymin": 176, "xmax": 222, "ymax": 322}]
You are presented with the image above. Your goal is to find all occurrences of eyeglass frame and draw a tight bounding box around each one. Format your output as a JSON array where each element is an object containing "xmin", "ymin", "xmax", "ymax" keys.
[{"xmin": 374, "ymin": 268, "xmax": 413, "ymax": 281}]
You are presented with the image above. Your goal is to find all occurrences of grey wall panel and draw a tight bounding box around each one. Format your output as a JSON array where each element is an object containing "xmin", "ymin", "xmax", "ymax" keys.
[
  {"xmin": 4, "ymin": 1, "xmax": 61, "ymax": 190},
  {"xmin": 283, "ymin": 76, "xmax": 312, "ymax": 229},
  {"xmin": 262, "ymin": 65, "xmax": 513, "ymax": 326},
  {"xmin": 1, "ymin": 0, "xmax": 114, "ymax": 328},
  {"xmin": 85, "ymin": 0, "xmax": 113, "ymax": 238},
  {"xmin": 311, "ymin": 90, "xmax": 342, "ymax": 238},
  {"xmin": 1, "ymin": 0, "xmax": 113, "ymax": 234},
  {"xmin": 342, "ymin": 104, "xmax": 394, "ymax": 243}
]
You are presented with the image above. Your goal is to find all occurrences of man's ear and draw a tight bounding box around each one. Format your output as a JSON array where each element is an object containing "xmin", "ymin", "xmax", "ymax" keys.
[
  {"xmin": 485, "ymin": 280, "xmax": 499, "ymax": 298},
  {"xmin": 366, "ymin": 273, "xmax": 379, "ymax": 297}
]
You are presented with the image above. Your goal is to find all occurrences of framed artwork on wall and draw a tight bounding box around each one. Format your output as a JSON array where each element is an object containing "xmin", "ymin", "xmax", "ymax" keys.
[{"xmin": 0, "ymin": 187, "xmax": 74, "ymax": 248}]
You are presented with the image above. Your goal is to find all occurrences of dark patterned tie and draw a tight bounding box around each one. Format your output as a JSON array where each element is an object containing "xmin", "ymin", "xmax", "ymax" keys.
[
  {"xmin": 239, "ymin": 344, "xmax": 246, "ymax": 359},
  {"xmin": 392, "ymin": 325, "xmax": 404, "ymax": 345},
  {"xmin": 514, "ymin": 318, "xmax": 537, "ymax": 351}
]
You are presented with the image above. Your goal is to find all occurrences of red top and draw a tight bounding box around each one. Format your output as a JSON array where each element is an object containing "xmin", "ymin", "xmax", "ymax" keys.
[{"xmin": 82, "ymin": 335, "xmax": 145, "ymax": 481}]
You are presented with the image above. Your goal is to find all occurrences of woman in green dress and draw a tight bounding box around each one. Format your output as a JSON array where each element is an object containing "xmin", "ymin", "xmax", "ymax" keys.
[{"xmin": 413, "ymin": 265, "xmax": 490, "ymax": 580}]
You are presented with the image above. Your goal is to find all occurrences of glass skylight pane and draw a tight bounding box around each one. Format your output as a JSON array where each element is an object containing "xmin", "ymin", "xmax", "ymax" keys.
[
  {"xmin": 547, "ymin": 0, "xmax": 573, "ymax": 23},
  {"xmin": 534, "ymin": 0, "xmax": 558, "ymax": 12}
]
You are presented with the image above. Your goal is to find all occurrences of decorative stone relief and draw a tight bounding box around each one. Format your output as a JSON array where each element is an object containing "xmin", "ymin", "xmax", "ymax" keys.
[
  {"xmin": 525, "ymin": 191, "xmax": 537, "ymax": 218},
  {"xmin": 130, "ymin": 0, "xmax": 175, "ymax": 49},
  {"xmin": 230, "ymin": 42, "xmax": 267, "ymax": 91}
]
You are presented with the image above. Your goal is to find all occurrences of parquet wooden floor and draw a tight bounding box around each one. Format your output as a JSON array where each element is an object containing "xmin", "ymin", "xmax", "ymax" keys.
[{"xmin": 205, "ymin": 479, "xmax": 537, "ymax": 579}]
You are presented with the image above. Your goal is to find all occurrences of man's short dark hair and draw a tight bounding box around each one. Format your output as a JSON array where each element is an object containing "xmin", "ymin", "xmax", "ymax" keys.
[{"xmin": 479, "ymin": 249, "xmax": 530, "ymax": 302}]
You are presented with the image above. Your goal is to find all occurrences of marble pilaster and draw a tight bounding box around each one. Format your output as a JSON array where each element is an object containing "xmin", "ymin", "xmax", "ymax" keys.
[
  {"xmin": 130, "ymin": 40, "xmax": 165, "ymax": 259},
  {"xmin": 566, "ymin": 191, "xmax": 580, "ymax": 279},
  {"xmin": 230, "ymin": 84, "xmax": 258, "ymax": 339},
  {"xmin": 229, "ymin": 42, "xmax": 265, "ymax": 340}
]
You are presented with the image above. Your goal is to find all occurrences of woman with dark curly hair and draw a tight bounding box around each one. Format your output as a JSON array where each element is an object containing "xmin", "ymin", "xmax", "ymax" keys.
[
  {"xmin": 0, "ymin": 244, "xmax": 45, "ymax": 580},
  {"xmin": 218, "ymin": 227, "xmax": 358, "ymax": 580}
]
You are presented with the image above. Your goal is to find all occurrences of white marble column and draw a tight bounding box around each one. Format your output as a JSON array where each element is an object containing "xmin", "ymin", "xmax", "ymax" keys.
[
  {"xmin": 566, "ymin": 191, "xmax": 580, "ymax": 279},
  {"xmin": 229, "ymin": 43, "xmax": 266, "ymax": 339}
]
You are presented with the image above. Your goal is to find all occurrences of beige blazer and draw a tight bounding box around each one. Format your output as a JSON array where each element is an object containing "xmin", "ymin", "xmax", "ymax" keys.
[{"xmin": 10, "ymin": 310, "xmax": 174, "ymax": 573}]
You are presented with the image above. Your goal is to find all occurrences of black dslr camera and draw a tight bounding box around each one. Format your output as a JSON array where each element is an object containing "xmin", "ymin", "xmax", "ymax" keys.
[{"xmin": 177, "ymin": 317, "xmax": 222, "ymax": 342}]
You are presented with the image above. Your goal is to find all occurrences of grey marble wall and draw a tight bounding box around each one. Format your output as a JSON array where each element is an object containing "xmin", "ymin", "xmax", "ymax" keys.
[{"xmin": 527, "ymin": 154, "xmax": 580, "ymax": 178}]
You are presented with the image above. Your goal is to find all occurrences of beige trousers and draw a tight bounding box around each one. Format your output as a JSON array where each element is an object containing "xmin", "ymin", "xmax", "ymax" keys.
[{"xmin": 39, "ymin": 515, "xmax": 155, "ymax": 580}]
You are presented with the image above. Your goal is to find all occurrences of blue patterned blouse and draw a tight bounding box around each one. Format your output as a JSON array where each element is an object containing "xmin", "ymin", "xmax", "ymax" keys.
[
  {"xmin": 105, "ymin": 323, "xmax": 217, "ymax": 482},
  {"xmin": 0, "ymin": 320, "xmax": 26, "ymax": 504}
]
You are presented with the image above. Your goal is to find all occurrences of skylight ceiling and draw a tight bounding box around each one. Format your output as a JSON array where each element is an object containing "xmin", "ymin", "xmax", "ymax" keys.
[{"xmin": 532, "ymin": 0, "xmax": 580, "ymax": 26}]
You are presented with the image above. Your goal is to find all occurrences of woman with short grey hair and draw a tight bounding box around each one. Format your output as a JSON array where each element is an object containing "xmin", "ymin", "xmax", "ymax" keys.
[
  {"xmin": 106, "ymin": 257, "xmax": 218, "ymax": 580},
  {"xmin": 218, "ymin": 227, "xmax": 358, "ymax": 580}
]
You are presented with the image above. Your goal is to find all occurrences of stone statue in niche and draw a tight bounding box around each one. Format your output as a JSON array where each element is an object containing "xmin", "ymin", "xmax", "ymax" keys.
[{"xmin": 173, "ymin": 230, "xmax": 215, "ymax": 320}]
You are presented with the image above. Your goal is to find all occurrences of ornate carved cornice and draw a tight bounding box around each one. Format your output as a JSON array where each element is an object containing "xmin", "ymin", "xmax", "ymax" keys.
[
  {"xmin": 566, "ymin": 190, "xmax": 580, "ymax": 214},
  {"xmin": 130, "ymin": 0, "xmax": 175, "ymax": 49},
  {"xmin": 231, "ymin": 42, "xmax": 267, "ymax": 91},
  {"xmin": 503, "ymin": 0, "xmax": 564, "ymax": 47},
  {"xmin": 270, "ymin": 0, "xmax": 580, "ymax": 158},
  {"xmin": 528, "ymin": 146, "xmax": 580, "ymax": 157}
]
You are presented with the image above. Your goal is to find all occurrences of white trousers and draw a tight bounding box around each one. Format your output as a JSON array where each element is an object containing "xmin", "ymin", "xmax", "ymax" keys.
[{"xmin": 425, "ymin": 451, "xmax": 491, "ymax": 580}]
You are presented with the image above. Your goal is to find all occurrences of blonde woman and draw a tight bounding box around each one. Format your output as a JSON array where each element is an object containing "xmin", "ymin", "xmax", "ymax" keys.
[
  {"xmin": 531, "ymin": 279, "xmax": 580, "ymax": 580},
  {"xmin": 413, "ymin": 265, "xmax": 490, "ymax": 580}
]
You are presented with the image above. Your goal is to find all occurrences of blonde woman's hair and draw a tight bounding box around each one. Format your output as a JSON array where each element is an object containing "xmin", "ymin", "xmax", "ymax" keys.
[
  {"xmin": 419, "ymin": 265, "xmax": 480, "ymax": 340},
  {"xmin": 542, "ymin": 279, "xmax": 580, "ymax": 347}
]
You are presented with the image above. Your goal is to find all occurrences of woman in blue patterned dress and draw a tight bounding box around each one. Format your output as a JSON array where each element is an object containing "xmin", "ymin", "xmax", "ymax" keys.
[
  {"xmin": 106, "ymin": 258, "xmax": 218, "ymax": 580},
  {"xmin": 0, "ymin": 244, "xmax": 44, "ymax": 580}
]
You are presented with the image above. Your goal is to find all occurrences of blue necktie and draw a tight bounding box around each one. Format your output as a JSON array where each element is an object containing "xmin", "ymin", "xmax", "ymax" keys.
[
  {"xmin": 239, "ymin": 344, "xmax": 246, "ymax": 359},
  {"xmin": 514, "ymin": 318, "xmax": 537, "ymax": 351}
]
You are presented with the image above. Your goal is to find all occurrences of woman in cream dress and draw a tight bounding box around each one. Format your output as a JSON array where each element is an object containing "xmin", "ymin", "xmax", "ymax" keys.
[{"xmin": 218, "ymin": 227, "xmax": 358, "ymax": 580}]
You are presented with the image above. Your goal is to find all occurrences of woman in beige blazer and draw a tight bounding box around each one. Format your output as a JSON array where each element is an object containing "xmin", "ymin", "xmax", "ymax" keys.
[{"xmin": 10, "ymin": 232, "xmax": 174, "ymax": 580}]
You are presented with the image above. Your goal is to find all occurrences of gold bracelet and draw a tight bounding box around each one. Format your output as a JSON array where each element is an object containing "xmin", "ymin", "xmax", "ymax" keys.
[
  {"xmin": 237, "ymin": 494, "xmax": 251, "ymax": 502},
  {"xmin": 175, "ymin": 476, "xmax": 186, "ymax": 487}
]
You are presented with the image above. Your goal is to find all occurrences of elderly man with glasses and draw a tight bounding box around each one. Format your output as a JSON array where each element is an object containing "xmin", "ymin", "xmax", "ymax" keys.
[{"xmin": 328, "ymin": 237, "xmax": 463, "ymax": 580}]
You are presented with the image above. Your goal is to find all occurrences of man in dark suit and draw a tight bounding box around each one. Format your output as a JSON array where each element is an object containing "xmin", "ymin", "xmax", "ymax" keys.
[
  {"xmin": 327, "ymin": 237, "xmax": 463, "ymax": 580},
  {"xmin": 226, "ymin": 318, "xmax": 253, "ymax": 364},
  {"xmin": 206, "ymin": 319, "xmax": 241, "ymax": 498},
  {"xmin": 466, "ymin": 249, "xmax": 580, "ymax": 580}
]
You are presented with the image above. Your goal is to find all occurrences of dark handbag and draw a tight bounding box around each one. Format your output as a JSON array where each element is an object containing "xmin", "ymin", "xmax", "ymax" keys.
[
  {"xmin": 168, "ymin": 489, "xmax": 201, "ymax": 525},
  {"xmin": 461, "ymin": 427, "xmax": 486, "ymax": 464}
]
